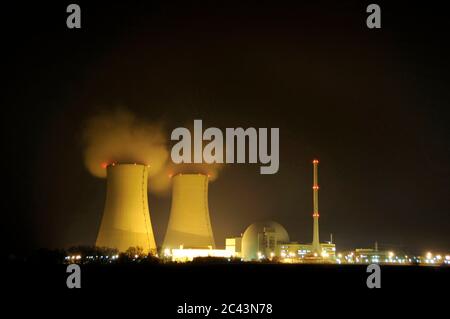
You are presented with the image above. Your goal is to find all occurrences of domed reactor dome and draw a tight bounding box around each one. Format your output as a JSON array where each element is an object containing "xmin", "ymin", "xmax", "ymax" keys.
[{"xmin": 241, "ymin": 221, "xmax": 289, "ymax": 261}]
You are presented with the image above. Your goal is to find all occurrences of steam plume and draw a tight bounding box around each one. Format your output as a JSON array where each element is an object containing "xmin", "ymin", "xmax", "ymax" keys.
[
  {"xmin": 149, "ymin": 159, "xmax": 224, "ymax": 196},
  {"xmin": 82, "ymin": 110, "xmax": 224, "ymax": 195},
  {"xmin": 82, "ymin": 109, "xmax": 169, "ymax": 179}
]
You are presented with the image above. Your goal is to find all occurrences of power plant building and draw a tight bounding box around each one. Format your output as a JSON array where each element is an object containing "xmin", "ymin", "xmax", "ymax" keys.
[
  {"xmin": 225, "ymin": 237, "xmax": 242, "ymax": 257},
  {"xmin": 94, "ymin": 159, "xmax": 337, "ymax": 263},
  {"xmin": 87, "ymin": 158, "xmax": 431, "ymax": 265},
  {"xmin": 226, "ymin": 160, "xmax": 336, "ymax": 262},
  {"xmin": 241, "ymin": 221, "xmax": 290, "ymax": 261},
  {"xmin": 228, "ymin": 222, "xmax": 335, "ymax": 262}
]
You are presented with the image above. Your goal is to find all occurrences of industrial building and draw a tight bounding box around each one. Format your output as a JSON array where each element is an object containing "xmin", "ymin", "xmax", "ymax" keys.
[
  {"xmin": 95, "ymin": 159, "xmax": 338, "ymax": 263},
  {"xmin": 226, "ymin": 221, "xmax": 336, "ymax": 262},
  {"xmin": 241, "ymin": 221, "xmax": 290, "ymax": 260},
  {"xmin": 225, "ymin": 160, "xmax": 336, "ymax": 263},
  {"xmin": 90, "ymin": 160, "xmax": 449, "ymax": 266},
  {"xmin": 225, "ymin": 237, "xmax": 242, "ymax": 256}
]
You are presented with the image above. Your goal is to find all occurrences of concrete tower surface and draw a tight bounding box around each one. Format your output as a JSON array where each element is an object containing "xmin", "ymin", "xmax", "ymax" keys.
[
  {"xmin": 312, "ymin": 159, "xmax": 321, "ymax": 254},
  {"xmin": 96, "ymin": 164, "xmax": 157, "ymax": 253},
  {"xmin": 163, "ymin": 174, "xmax": 215, "ymax": 250}
]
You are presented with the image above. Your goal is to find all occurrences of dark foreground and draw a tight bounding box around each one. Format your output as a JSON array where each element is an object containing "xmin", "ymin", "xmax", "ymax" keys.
[
  {"xmin": 5, "ymin": 262, "xmax": 448, "ymax": 316},
  {"xmin": 9, "ymin": 262, "xmax": 448, "ymax": 288}
]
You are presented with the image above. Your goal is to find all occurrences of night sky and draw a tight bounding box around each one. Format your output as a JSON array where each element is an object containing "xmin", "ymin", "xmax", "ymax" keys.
[{"xmin": 2, "ymin": 1, "xmax": 449, "ymax": 254}]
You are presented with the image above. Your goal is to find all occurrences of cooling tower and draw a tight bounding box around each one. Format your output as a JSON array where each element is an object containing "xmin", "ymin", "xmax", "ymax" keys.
[
  {"xmin": 163, "ymin": 174, "xmax": 215, "ymax": 250},
  {"xmin": 96, "ymin": 164, "xmax": 157, "ymax": 253}
]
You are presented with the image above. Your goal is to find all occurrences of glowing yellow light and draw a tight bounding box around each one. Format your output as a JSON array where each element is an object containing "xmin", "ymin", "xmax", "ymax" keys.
[
  {"xmin": 436, "ymin": 255, "xmax": 442, "ymax": 260},
  {"xmin": 170, "ymin": 248, "xmax": 234, "ymax": 262},
  {"xmin": 388, "ymin": 251, "xmax": 394, "ymax": 258},
  {"xmin": 426, "ymin": 252, "xmax": 432, "ymax": 259}
]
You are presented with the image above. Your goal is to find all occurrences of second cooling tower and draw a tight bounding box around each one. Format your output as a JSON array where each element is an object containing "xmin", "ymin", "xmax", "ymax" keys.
[{"xmin": 163, "ymin": 174, "xmax": 216, "ymax": 250}]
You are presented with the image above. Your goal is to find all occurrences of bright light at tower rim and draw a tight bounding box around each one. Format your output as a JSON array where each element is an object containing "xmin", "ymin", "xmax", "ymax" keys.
[
  {"xmin": 168, "ymin": 172, "xmax": 212, "ymax": 178},
  {"xmin": 101, "ymin": 162, "xmax": 151, "ymax": 168}
]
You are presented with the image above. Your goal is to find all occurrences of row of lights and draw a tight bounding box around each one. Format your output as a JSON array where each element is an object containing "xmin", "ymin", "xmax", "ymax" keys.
[
  {"xmin": 259, "ymin": 251, "xmax": 450, "ymax": 265},
  {"xmin": 424, "ymin": 253, "xmax": 450, "ymax": 264},
  {"xmin": 65, "ymin": 255, "xmax": 120, "ymax": 261}
]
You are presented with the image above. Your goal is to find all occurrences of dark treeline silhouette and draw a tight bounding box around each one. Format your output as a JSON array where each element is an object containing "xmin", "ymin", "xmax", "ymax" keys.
[{"xmin": 3, "ymin": 246, "xmax": 161, "ymax": 265}]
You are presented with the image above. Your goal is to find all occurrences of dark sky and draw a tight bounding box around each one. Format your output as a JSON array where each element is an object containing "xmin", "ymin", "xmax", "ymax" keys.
[{"xmin": 2, "ymin": 1, "xmax": 449, "ymax": 254}]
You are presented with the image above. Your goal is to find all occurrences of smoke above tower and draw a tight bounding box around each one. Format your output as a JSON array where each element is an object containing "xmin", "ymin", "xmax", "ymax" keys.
[
  {"xmin": 82, "ymin": 110, "xmax": 224, "ymax": 195},
  {"xmin": 82, "ymin": 109, "xmax": 169, "ymax": 180}
]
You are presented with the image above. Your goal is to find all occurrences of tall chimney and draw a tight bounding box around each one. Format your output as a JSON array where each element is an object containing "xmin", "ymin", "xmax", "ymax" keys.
[
  {"xmin": 163, "ymin": 174, "xmax": 215, "ymax": 250},
  {"xmin": 96, "ymin": 164, "xmax": 157, "ymax": 253},
  {"xmin": 312, "ymin": 159, "xmax": 321, "ymax": 254}
]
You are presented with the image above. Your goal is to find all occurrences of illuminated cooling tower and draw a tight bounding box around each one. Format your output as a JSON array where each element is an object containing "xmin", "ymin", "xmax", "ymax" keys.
[
  {"xmin": 163, "ymin": 174, "xmax": 215, "ymax": 250},
  {"xmin": 96, "ymin": 164, "xmax": 157, "ymax": 253}
]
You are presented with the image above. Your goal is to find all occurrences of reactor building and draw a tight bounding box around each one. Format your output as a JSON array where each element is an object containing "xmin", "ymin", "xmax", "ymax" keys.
[
  {"xmin": 227, "ymin": 159, "xmax": 336, "ymax": 262},
  {"xmin": 96, "ymin": 163, "xmax": 157, "ymax": 254},
  {"xmin": 240, "ymin": 221, "xmax": 290, "ymax": 260}
]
